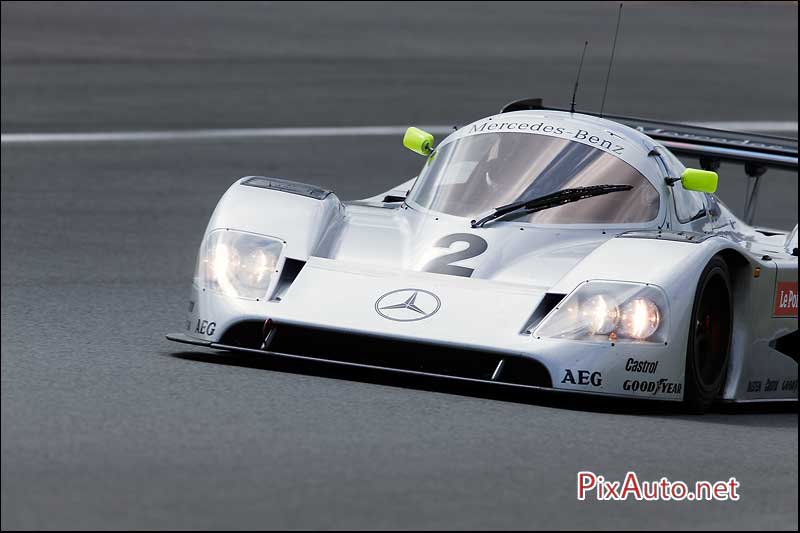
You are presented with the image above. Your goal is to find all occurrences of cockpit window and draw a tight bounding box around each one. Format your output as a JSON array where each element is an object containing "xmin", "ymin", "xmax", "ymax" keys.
[{"xmin": 407, "ymin": 132, "xmax": 660, "ymax": 224}]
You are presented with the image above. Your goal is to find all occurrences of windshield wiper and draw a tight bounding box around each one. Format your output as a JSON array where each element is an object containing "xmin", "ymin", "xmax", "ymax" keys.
[{"xmin": 470, "ymin": 184, "xmax": 634, "ymax": 228}]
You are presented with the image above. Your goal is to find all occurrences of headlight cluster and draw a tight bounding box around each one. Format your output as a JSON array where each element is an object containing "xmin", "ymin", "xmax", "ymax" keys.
[
  {"xmin": 195, "ymin": 229, "xmax": 283, "ymax": 300},
  {"xmin": 534, "ymin": 281, "xmax": 668, "ymax": 343}
]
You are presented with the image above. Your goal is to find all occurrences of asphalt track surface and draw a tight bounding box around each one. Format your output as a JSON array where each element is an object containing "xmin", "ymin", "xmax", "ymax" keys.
[{"xmin": 1, "ymin": 2, "xmax": 798, "ymax": 530}]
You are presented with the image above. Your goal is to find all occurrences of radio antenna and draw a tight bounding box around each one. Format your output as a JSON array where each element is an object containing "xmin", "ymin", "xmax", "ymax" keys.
[
  {"xmin": 570, "ymin": 40, "xmax": 589, "ymax": 114},
  {"xmin": 600, "ymin": 3, "xmax": 623, "ymax": 117}
]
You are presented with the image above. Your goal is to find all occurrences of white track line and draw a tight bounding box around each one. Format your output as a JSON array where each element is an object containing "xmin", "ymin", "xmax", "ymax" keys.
[
  {"xmin": 689, "ymin": 121, "xmax": 797, "ymax": 132},
  {"xmin": 0, "ymin": 121, "xmax": 796, "ymax": 144},
  {"xmin": 0, "ymin": 126, "xmax": 455, "ymax": 144}
]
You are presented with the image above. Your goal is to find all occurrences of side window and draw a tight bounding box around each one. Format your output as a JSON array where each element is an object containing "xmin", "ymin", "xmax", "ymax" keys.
[
  {"xmin": 672, "ymin": 183, "xmax": 707, "ymax": 223},
  {"xmin": 705, "ymin": 193, "xmax": 721, "ymax": 220},
  {"xmin": 657, "ymin": 148, "xmax": 707, "ymax": 224}
]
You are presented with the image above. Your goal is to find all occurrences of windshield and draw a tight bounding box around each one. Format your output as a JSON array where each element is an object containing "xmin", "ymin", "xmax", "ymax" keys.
[{"xmin": 407, "ymin": 133, "xmax": 660, "ymax": 224}]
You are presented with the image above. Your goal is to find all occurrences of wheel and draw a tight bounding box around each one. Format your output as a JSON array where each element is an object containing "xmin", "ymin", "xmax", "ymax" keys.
[{"xmin": 684, "ymin": 255, "xmax": 733, "ymax": 412}]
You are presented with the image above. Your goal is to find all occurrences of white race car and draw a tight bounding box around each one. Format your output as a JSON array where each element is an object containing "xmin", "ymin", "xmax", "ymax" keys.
[{"xmin": 167, "ymin": 99, "xmax": 798, "ymax": 411}]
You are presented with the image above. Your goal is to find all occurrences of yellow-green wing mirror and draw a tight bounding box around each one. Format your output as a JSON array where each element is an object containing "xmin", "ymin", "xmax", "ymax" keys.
[
  {"xmin": 681, "ymin": 168, "xmax": 718, "ymax": 193},
  {"xmin": 403, "ymin": 127, "xmax": 434, "ymax": 156}
]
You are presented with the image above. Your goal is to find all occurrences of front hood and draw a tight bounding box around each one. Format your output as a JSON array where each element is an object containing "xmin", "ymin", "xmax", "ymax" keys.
[{"xmin": 313, "ymin": 203, "xmax": 614, "ymax": 290}]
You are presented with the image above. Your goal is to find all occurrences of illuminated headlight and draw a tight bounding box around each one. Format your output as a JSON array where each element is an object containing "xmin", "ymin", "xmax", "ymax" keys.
[
  {"xmin": 534, "ymin": 281, "xmax": 669, "ymax": 343},
  {"xmin": 195, "ymin": 229, "xmax": 283, "ymax": 300},
  {"xmin": 619, "ymin": 298, "xmax": 661, "ymax": 340}
]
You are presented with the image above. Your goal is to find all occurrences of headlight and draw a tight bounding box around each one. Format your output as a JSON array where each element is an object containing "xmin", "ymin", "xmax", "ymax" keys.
[
  {"xmin": 195, "ymin": 229, "xmax": 283, "ymax": 300},
  {"xmin": 533, "ymin": 281, "xmax": 669, "ymax": 343},
  {"xmin": 619, "ymin": 298, "xmax": 661, "ymax": 340}
]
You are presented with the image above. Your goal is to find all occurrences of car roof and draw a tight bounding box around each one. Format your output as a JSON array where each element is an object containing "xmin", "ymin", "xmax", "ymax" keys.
[{"xmin": 437, "ymin": 109, "xmax": 667, "ymax": 187}]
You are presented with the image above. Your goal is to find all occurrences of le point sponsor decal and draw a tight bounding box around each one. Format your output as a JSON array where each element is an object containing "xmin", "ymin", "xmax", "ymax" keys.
[{"xmin": 773, "ymin": 281, "xmax": 798, "ymax": 317}]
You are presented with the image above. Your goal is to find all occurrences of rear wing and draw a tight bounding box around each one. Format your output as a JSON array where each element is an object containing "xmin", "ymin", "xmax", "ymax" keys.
[{"xmin": 501, "ymin": 98, "xmax": 798, "ymax": 223}]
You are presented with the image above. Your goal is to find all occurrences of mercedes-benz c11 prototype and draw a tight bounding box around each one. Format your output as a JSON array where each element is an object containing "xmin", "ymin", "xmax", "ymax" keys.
[{"xmin": 168, "ymin": 99, "xmax": 798, "ymax": 412}]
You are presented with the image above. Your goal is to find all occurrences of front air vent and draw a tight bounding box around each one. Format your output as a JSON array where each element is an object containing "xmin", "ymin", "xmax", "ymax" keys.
[
  {"xmin": 219, "ymin": 320, "xmax": 266, "ymax": 349},
  {"xmin": 521, "ymin": 293, "xmax": 566, "ymax": 334},
  {"xmin": 382, "ymin": 195, "xmax": 406, "ymax": 203},
  {"xmin": 217, "ymin": 321, "xmax": 553, "ymax": 388},
  {"xmin": 271, "ymin": 259, "xmax": 306, "ymax": 301}
]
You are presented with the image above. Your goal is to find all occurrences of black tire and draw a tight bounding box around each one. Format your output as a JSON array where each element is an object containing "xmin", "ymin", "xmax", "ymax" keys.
[{"xmin": 684, "ymin": 255, "xmax": 733, "ymax": 413}]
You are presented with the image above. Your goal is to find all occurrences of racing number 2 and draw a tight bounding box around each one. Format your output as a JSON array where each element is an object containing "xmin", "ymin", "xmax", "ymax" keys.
[{"xmin": 422, "ymin": 233, "xmax": 488, "ymax": 277}]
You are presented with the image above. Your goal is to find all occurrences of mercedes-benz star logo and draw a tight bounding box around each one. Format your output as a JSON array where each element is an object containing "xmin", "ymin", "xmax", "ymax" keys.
[{"xmin": 375, "ymin": 289, "xmax": 441, "ymax": 322}]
